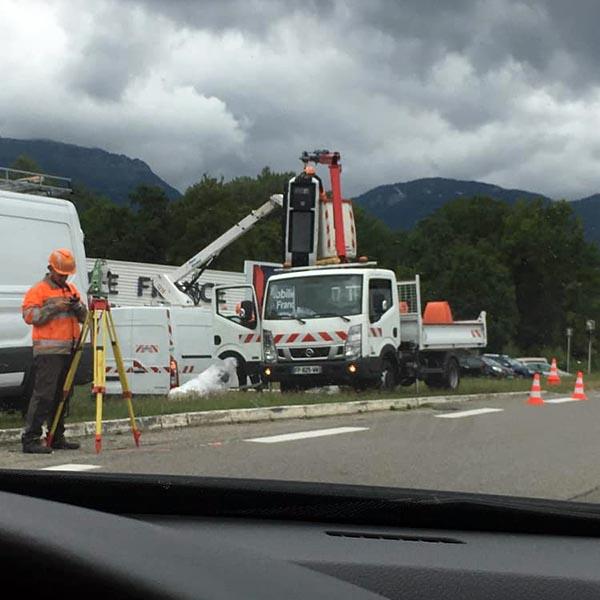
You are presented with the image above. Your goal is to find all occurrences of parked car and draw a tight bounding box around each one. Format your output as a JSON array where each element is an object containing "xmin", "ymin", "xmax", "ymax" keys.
[
  {"xmin": 516, "ymin": 357, "xmax": 550, "ymax": 372},
  {"xmin": 459, "ymin": 354, "xmax": 510, "ymax": 378},
  {"xmin": 481, "ymin": 356, "xmax": 512, "ymax": 378},
  {"xmin": 506, "ymin": 358, "xmax": 532, "ymax": 378},
  {"xmin": 459, "ymin": 354, "xmax": 485, "ymax": 377},
  {"xmin": 484, "ymin": 354, "xmax": 530, "ymax": 378},
  {"xmin": 516, "ymin": 357, "xmax": 572, "ymax": 378}
]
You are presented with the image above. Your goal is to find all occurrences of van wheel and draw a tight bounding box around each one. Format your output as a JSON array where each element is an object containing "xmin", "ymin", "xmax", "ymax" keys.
[{"xmin": 218, "ymin": 353, "xmax": 247, "ymax": 388}]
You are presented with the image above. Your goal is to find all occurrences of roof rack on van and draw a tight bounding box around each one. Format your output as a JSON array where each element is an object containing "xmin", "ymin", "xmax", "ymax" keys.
[{"xmin": 0, "ymin": 166, "xmax": 72, "ymax": 197}]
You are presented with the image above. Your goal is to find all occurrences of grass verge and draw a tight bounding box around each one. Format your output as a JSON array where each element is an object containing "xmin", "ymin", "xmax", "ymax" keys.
[{"xmin": 0, "ymin": 375, "xmax": 546, "ymax": 431}]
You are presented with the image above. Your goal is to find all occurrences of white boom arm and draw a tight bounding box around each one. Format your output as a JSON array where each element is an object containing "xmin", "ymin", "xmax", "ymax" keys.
[{"xmin": 153, "ymin": 194, "xmax": 283, "ymax": 305}]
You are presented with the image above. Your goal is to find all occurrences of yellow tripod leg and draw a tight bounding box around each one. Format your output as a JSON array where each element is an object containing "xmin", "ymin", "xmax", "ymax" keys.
[
  {"xmin": 93, "ymin": 308, "xmax": 107, "ymax": 453},
  {"xmin": 47, "ymin": 312, "xmax": 91, "ymax": 447},
  {"xmin": 107, "ymin": 310, "xmax": 141, "ymax": 447}
]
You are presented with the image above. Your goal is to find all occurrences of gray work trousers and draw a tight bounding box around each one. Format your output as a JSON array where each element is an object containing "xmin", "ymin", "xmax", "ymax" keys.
[{"xmin": 22, "ymin": 354, "xmax": 72, "ymax": 447}]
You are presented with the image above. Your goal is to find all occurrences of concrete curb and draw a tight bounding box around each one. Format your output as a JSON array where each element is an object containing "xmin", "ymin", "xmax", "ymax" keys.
[{"xmin": 0, "ymin": 391, "xmax": 527, "ymax": 445}]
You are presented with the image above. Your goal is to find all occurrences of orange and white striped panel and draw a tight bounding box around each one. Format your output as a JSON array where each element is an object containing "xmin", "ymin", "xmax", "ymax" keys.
[
  {"xmin": 106, "ymin": 363, "xmax": 169, "ymax": 374},
  {"xmin": 238, "ymin": 333, "xmax": 262, "ymax": 343},
  {"xmin": 135, "ymin": 344, "xmax": 159, "ymax": 353},
  {"xmin": 273, "ymin": 331, "xmax": 348, "ymax": 344}
]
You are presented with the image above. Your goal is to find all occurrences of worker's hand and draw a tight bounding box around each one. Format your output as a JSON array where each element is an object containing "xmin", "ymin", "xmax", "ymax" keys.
[
  {"xmin": 52, "ymin": 298, "xmax": 73, "ymax": 311},
  {"xmin": 68, "ymin": 296, "xmax": 84, "ymax": 311}
]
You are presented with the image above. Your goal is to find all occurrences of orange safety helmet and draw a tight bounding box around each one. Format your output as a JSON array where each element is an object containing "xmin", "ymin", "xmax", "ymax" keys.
[{"xmin": 48, "ymin": 248, "xmax": 76, "ymax": 275}]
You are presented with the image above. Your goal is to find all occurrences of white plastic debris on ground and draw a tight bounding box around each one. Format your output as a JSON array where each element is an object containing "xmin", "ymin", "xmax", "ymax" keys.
[{"xmin": 168, "ymin": 357, "xmax": 238, "ymax": 399}]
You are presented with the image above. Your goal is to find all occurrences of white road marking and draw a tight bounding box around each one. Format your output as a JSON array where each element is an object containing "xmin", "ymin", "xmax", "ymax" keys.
[
  {"xmin": 434, "ymin": 408, "xmax": 504, "ymax": 419},
  {"xmin": 545, "ymin": 397, "xmax": 579, "ymax": 404},
  {"xmin": 41, "ymin": 464, "xmax": 100, "ymax": 472},
  {"xmin": 245, "ymin": 427, "xmax": 369, "ymax": 443}
]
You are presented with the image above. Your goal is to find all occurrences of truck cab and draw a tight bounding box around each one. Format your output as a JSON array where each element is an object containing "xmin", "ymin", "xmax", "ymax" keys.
[
  {"xmin": 261, "ymin": 265, "xmax": 400, "ymax": 391},
  {"xmin": 261, "ymin": 265, "xmax": 487, "ymax": 392}
]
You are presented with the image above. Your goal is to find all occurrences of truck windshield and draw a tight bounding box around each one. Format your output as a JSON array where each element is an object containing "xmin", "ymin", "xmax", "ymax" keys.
[{"xmin": 264, "ymin": 274, "xmax": 363, "ymax": 320}]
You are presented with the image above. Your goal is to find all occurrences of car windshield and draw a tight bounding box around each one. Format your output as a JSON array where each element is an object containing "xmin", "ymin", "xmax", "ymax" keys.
[
  {"xmin": 496, "ymin": 356, "xmax": 512, "ymax": 367},
  {"xmin": 4, "ymin": 0, "xmax": 600, "ymax": 524},
  {"xmin": 264, "ymin": 275, "xmax": 363, "ymax": 320},
  {"xmin": 482, "ymin": 357, "xmax": 501, "ymax": 367}
]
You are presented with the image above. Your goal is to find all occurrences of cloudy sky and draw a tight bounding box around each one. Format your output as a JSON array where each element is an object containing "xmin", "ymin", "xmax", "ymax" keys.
[{"xmin": 2, "ymin": 0, "xmax": 600, "ymax": 198}]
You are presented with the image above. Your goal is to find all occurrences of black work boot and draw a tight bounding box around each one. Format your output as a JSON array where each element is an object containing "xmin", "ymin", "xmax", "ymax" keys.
[
  {"xmin": 51, "ymin": 438, "xmax": 80, "ymax": 450},
  {"xmin": 23, "ymin": 441, "xmax": 53, "ymax": 454}
]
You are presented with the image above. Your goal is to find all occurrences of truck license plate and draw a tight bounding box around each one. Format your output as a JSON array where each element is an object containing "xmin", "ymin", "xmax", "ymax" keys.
[{"xmin": 292, "ymin": 366, "xmax": 322, "ymax": 375}]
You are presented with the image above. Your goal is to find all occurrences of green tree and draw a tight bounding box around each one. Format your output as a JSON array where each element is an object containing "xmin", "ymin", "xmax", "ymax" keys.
[
  {"xmin": 353, "ymin": 205, "xmax": 402, "ymax": 269},
  {"xmin": 71, "ymin": 184, "xmax": 137, "ymax": 260},
  {"xmin": 168, "ymin": 168, "xmax": 293, "ymax": 271},
  {"xmin": 502, "ymin": 199, "xmax": 597, "ymax": 351},
  {"xmin": 10, "ymin": 154, "xmax": 41, "ymax": 173},
  {"xmin": 128, "ymin": 185, "xmax": 171, "ymax": 264},
  {"xmin": 401, "ymin": 197, "xmax": 518, "ymax": 350}
]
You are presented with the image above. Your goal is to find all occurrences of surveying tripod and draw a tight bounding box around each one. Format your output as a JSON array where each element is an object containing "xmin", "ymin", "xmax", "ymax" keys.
[{"xmin": 47, "ymin": 259, "xmax": 141, "ymax": 453}]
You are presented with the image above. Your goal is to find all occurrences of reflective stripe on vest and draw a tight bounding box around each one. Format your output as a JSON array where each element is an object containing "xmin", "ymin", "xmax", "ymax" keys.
[{"xmin": 32, "ymin": 339, "xmax": 74, "ymax": 355}]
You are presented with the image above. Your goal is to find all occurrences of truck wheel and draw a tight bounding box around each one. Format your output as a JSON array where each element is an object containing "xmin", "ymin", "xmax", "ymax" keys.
[
  {"xmin": 378, "ymin": 358, "xmax": 397, "ymax": 391},
  {"xmin": 442, "ymin": 357, "xmax": 460, "ymax": 391},
  {"xmin": 424, "ymin": 376, "xmax": 444, "ymax": 389}
]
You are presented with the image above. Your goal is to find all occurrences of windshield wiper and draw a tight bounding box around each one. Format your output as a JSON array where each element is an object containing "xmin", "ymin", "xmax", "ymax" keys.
[
  {"xmin": 313, "ymin": 313, "xmax": 351, "ymax": 322},
  {"xmin": 280, "ymin": 316, "xmax": 306, "ymax": 324}
]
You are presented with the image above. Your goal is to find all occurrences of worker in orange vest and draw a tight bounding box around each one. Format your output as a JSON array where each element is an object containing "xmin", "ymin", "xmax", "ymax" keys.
[{"xmin": 21, "ymin": 249, "xmax": 88, "ymax": 454}]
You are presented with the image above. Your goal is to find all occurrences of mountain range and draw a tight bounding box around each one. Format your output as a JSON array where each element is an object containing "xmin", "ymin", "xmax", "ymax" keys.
[
  {"xmin": 0, "ymin": 137, "xmax": 180, "ymax": 202},
  {"xmin": 2, "ymin": 136, "xmax": 600, "ymax": 245},
  {"xmin": 354, "ymin": 178, "xmax": 600, "ymax": 244}
]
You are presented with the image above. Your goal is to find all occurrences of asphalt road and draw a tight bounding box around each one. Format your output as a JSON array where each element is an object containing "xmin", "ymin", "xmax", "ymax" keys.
[{"xmin": 3, "ymin": 390, "xmax": 600, "ymax": 503}]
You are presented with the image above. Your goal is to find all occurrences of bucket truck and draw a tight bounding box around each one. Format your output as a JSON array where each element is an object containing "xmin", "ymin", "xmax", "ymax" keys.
[
  {"xmin": 258, "ymin": 152, "xmax": 488, "ymax": 392},
  {"xmin": 105, "ymin": 195, "xmax": 283, "ymax": 395}
]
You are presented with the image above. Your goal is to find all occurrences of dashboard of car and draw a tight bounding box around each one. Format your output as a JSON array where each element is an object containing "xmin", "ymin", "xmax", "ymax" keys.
[{"xmin": 2, "ymin": 471, "xmax": 600, "ymax": 599}]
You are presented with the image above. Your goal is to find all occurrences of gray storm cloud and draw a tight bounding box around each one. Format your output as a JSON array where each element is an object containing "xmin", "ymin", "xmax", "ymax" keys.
[{"xmin": 1, "ymin": 0, "xmax": 600, "ymax": 199}]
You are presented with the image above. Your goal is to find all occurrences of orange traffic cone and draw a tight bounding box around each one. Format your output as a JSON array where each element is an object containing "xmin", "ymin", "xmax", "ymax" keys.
[
  {"xmin": 547, "ymin": 358, "xmax": 561, "ymax": 385},
  {"xmin": 571, "ymin": 371, "xmax": 588, "ymax": 401},
  {"xmin": 527, "ymin": 373, "xmax": 544, "ymax": 405}
]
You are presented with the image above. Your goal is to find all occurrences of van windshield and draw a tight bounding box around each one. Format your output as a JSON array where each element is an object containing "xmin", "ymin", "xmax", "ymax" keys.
[{"xmin": 264, "ymin": 274, "xmax": 363, "ymax": 320}]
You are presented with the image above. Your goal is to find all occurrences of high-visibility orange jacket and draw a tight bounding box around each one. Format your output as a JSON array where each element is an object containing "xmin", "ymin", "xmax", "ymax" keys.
[{"xmin": 22, "ymin": 275, "xmax": 87, "ymax": 355}]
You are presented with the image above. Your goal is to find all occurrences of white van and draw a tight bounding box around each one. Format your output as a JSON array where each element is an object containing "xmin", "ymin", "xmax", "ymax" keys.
[
  {"xmin": 0, "ymin": 189, "xmax": 91, "ymax": 408},
  {"xmin": 105, "ymin": 306, "xmax": 214, "ymax": 395},
  {"xmin": 105, "ymin": 285, "xmax": 262, "ymax": 395}
]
